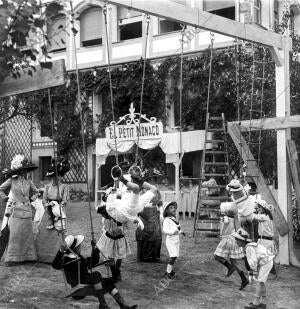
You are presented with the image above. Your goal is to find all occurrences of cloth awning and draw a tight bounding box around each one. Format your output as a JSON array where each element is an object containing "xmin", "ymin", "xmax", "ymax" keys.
[{"xmin": 96, "ymin": 130, "xmax": 212, "ymax": 165}]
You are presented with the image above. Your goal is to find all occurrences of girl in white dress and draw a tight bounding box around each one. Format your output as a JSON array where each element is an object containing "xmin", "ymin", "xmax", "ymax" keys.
[{"xmin": 162, "ymin": 201, "xmax": 185, "ymax": 279}]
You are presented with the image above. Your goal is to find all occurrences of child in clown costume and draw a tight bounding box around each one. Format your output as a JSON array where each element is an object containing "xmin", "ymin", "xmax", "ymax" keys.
[
  {"xmin": 98, "ymin": 165, "xmax": 158, "ymax": 227},
  {"xmin": 226, "ymin": 179, "xmax": 256, "ymax": 238}
]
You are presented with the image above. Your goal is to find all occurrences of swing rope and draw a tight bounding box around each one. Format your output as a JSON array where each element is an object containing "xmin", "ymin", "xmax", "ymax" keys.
[
  {"xmin": 70, "ymin": 0, "xmax": 95, "ymax": 244},
  {"xmin": 234, "ymin": 38, "xmax": 244, "ymax": 180},
  {"xmin": 103, "ymin": 2, "xmax": 119, "ymax": 166},
  {"xmin": 245, "ymin": 44, "xmax": 266, "ymax": 181},
  {"xmin": 205, "ymin": 33, "xmax": 215, "ymax": 115},
  {"xmin": 47, "ymin": 88, "xmax": 66, "ymax": 239},
  {"xmin": 178, "ymin": 26, "xmax": 185, "ymax": 180},
  {"xmin": 135, "ymin": 14, "xmax": 151, "ymax": 166}
]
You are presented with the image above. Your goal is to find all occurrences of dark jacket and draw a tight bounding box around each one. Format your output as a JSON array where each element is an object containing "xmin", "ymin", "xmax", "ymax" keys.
[{"xmin": 52, "ymin": 247, "xmax": 101, "ymax": 287}]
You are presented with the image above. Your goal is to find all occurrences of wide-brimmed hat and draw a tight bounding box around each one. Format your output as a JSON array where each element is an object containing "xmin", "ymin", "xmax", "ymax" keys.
[
  {"xmin": 256, "ymin": 199, "xmax": 274, "ymax": 212},
  {"xmin": 231, "ymin": 228, "xmax": 252, "ymax": 242},
  {"xmin": 65, "ymin": 235, "xmax": 84, "ymax": 258},
  {"xmin": 162, "ymin": 201, "xmax": 177, "ymax": 217},
  {"xmin": 46, "ymin": 157, "xmax": 70, "ymax": 177},
  {"xmin": 226, "ymin": 179, "xmax": 244, "ymax": 192},
  {"xmin": 4, "ymin": 155, "xmax": 37, "ymax": 179}
]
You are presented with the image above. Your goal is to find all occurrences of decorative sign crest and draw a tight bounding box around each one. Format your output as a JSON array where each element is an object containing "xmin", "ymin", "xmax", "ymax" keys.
[{"xmin": 105, "ymin": 103, "xmax": 163, "ymax": 142}]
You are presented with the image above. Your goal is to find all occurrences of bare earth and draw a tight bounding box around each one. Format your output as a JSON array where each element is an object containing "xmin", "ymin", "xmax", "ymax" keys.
[{"xmin": 0, "ymin": 202, "xmax": 300, "ymax": 309}]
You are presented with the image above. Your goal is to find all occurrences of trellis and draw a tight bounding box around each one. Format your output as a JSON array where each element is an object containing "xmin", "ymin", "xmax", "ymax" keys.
[{"xmin": 0, "ymin": 102, "xmax": 32, "ymax": 170}]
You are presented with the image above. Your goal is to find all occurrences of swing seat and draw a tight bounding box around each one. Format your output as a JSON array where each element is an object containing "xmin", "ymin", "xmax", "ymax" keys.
[{"xmin": 65, "ymin": 284, "xmax": 104, "ymax": 299}]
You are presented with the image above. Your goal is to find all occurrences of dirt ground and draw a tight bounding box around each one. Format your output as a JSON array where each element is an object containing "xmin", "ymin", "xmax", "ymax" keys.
[{"xmin": 0, "ymin": 202, "xmax": 300, "ymax": 309}]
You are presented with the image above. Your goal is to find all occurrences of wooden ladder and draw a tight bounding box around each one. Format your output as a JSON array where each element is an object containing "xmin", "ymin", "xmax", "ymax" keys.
[{"xmin": 193, "ymin": 113, "xmax": 231, "ymax": 238}]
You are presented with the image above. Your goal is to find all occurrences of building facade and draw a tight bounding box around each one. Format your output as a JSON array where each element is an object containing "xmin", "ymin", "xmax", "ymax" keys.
[{"xmin": 3, "ymin": 0, "xmax": 299, "ymax": 192}]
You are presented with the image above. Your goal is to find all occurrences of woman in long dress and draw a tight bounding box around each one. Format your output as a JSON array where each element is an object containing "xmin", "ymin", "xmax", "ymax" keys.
[
  {"xmin": 0, "ymin": 155, "xmax": 38, "ymax": 264},
  {"xmin": 35, "ymin": 158, "xmax": 70, "ymax": 263}
]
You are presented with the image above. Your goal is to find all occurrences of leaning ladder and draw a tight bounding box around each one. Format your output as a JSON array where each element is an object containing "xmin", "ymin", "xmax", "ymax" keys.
[{"xmin": 193, "ymin": 113, "xmax": 231, "ymax": 238}]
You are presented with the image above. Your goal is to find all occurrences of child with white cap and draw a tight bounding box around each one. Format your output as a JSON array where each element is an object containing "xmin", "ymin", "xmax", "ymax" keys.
[
  {"xmin": 52, "ymin": 234, "xmax": 137, "ymax": 309},
  {"xmin": 162, "ymin": 201, "xmax": 185, "ymax": 279},
  {"xmin": 232, "ymin": 228, "xmax": 275, "ymax": 309},
  {"xmin": 252, "ymin": 199, "xmax": 277, "ymax": 275}
]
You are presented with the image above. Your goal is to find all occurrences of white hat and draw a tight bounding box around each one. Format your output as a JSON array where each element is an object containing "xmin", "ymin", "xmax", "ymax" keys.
[
  {"xmin": 65, "ymin": 235, "xmax": 84, "ymax": 258},
  {"xmin": 226, "ymin": 179, "xmax": 244, "ymax": 192},
  {"xmin": 231, "ymin": 228, "xmax": 252, "ymax": 242},
  {"xmin": 256, "ymin": 199, "xmax": 274, "ymax": 212},
  {"xmin": 162, "ymin": 201, "xmax": 177, "ymax": 217}
]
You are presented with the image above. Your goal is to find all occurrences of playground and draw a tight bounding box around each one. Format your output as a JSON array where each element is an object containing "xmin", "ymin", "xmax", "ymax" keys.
[{"xmin": 0, "ymin": 201, "xmax": 299, "ymax": 309}]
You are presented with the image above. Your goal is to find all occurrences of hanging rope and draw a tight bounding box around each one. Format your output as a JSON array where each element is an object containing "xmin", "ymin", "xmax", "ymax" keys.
[
  {"xmin": 103, "ymin": 2, "xmax": 119, "ymax": 165},
  {"xmin": 244, "ymin": 44, "xmax": 266, "ymax": 180},
  {"xmin": 70, "ymin": 0, "xmax": 95, "ymax": 244},
  {"xmin": 47, "ymin": 88, "xmax": 65, "ymax": 240},
  {"xmin": 205, "ymin": 33, "xmax": 215, "ymax": 115},
  {"xmin": 135, "ymin": 14, "xmax": 151, "ymax": 166},
  {"xmin": 234, "ymin": 38, "xmax": 244, "ymax": 179},
  {"xmin": 179, "ymin": 25, "xmax": 185, "ymax": 179}
]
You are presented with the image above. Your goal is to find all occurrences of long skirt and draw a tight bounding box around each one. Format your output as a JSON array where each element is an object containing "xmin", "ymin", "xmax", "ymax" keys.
[
  {"xmin": 35, "ymin": 213, "xmax": 62, "ymax": 263},
  {"xmin": 5, "ymin": 217, "xmax": 37, "ymax": 262},
  {"xmin": 137, "ymin": 238, "xmax": 161, "ymax": 261}
]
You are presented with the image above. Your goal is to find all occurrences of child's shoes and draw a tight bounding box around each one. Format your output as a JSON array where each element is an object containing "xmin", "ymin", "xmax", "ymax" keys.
[
  {"xmin": 165, "ymin": 271, "xmax": 176, "ymax": 280},
  {"xmin": 244, "ymin": 303, "xmax": 266, "ymax": 309}
]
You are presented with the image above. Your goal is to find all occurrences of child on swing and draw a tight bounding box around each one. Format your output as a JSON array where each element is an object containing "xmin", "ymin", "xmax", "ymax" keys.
[
  {"xmin": 52, "ymin": 234, "xmax": 137, "ymax": 309},
  {"xmin": 162, "ymin": 201, "xmax": 185, "ymax": 279},
  {"xmin": 98, "ymin": 165, "xmax": 158, "ymax": 227}
]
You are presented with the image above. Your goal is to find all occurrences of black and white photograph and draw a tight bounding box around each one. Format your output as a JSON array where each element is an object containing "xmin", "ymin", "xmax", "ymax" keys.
[{"xmin": 0, "ymin": 0, "xmax": 300, "ymax": 308}]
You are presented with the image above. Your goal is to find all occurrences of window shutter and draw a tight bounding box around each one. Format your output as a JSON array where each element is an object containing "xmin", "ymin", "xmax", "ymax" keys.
[{"xmin": 80, "ymin": 7, "xmax": 102, "ymax": 43}]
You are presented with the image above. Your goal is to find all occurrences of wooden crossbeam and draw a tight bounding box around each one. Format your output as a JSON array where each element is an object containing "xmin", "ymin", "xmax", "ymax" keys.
[
  {"xmin": 0, "ymin": 59, "xmax": 66, "ymax": 98},
  {"xmin": 106, "ymin": 0, "xmax": 291, "ymax": 50},
  {"xmin": 228, "ymin": 115, "xmax": 300, "ymax": 131},
  {"xmin": 228, "ymin": 123, "xmax": 289, "ymax": 236}
]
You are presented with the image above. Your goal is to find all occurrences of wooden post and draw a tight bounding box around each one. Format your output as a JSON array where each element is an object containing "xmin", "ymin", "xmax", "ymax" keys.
[{"xmin": 276, "ymin": 35, "xmax": 290, "ymax": 265}]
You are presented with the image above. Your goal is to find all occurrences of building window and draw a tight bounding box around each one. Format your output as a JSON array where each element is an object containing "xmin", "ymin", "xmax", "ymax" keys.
[
  {"xmin": 47, "ymin": 15, "xmax": 67, "ymax": 52},
  {"xmin": 80, "ymin": 7, "xmax": 102, "ymax": 47},
  {"xmin": 253, "ymin": 0, "xmax": 261, "ymax": 25},
  {"xmin": 159, "ymin": 19, "xmax": 182, "ymax": 34},
  {"xmin": 210, "ymin": 7, "xmax": 235, "ymax": 20},
  {"xmin": 119, "ymin": 17, "xmax": 142, "ymax": 41},
  {"xmin": 118, "ymin": 7, "xmax": 142, "ymax": 41}
]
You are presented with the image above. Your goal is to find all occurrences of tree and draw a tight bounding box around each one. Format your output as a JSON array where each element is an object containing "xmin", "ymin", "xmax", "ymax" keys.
[{"xmin": 0, "ymin": 0, "xmax": 68, "ymax": 125}]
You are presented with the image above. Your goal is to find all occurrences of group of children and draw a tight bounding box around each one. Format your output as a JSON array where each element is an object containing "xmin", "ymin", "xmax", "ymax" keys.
[
  {"xmin": 53, "ymin": 163, "xmax": 277, "ymax": 309},
  {"xmin": 214, "ymin": 179, "xmax": 277, "ymax": 309}
]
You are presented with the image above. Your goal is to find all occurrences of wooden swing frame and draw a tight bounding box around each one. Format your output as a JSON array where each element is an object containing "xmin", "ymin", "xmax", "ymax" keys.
[{"xmin": 105, "ymin": 0, "xmax": 298, "ymax": 266}]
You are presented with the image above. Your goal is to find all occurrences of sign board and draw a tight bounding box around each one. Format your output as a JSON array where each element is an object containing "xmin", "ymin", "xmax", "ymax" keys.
[
  {"xmin": 105, "ymin": 103, "xmax": 163, "ymax": 142},
  {"xmin": 0, "ymin": 59, "xmax": 66, "ymax": 98}
]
